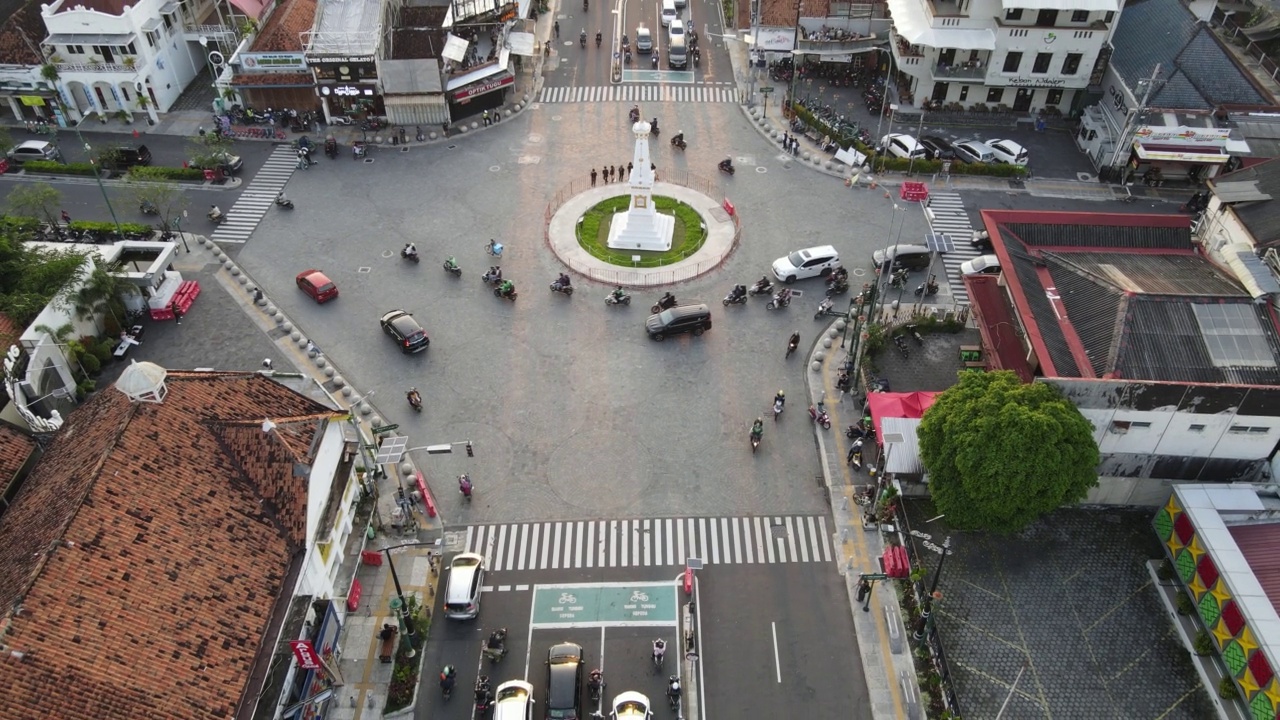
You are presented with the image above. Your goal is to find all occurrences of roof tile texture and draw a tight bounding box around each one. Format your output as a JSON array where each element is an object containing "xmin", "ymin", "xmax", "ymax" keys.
[{"xmin": 0, "ymin": 371, "xmax": 337, "ymax": 720}]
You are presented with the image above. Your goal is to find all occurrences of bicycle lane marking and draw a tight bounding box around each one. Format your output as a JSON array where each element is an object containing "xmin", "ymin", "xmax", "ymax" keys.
[{"xmin": 530, "ymin": 581, "xmax": 679, "ymax": 628}]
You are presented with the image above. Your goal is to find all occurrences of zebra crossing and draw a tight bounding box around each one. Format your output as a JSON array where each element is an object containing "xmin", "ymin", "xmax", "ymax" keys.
[
  {"xmin": 210, "ymin": 145, "xmax": 299, "ymax": 244},
  {"xmin": 537, "ymin": 84, "xmax": 743, "ymax": 104},
  {"xmin": 463, "ymin": 515, "xmax": 834, "ymax": 572},
  {"xmin": 925, "ymin": 191, "xmax": 979, "ymax": 306}
]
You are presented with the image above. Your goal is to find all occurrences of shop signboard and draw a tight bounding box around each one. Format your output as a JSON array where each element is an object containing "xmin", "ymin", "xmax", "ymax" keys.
[
  {"xmin": 451, "ymin": 73, "xmax": 514, "ymax": 102},
  {"xmin": 756, "ymin": 28, "xmax": 796, "ymax": 51},
  {"xmin": 240, "ymin": 52, "xmax": 308, "ymax": 71},
  {"xmin": 1133, "ymin": 126, "xmax": 1232, "ymax": 146}
]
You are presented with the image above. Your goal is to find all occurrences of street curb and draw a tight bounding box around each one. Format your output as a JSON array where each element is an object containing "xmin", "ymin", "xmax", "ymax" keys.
[
  {"xmin": 0, "ymin": 169, "xmax": 243, "ymax": 190},
  {"xmin": 803, "ymin": 322, "xmax": 924, "ymax": 720}
]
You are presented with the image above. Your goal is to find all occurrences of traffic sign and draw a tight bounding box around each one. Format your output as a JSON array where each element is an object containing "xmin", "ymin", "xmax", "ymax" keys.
[{"xmin": 372, "ymin": 424, "xmax": 399, "ymax": 434}]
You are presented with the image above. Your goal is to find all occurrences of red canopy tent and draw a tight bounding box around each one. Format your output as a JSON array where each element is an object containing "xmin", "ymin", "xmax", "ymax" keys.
[{"xmin": 865, "ymin": 391, "xmax": 941, "ymax": 439}]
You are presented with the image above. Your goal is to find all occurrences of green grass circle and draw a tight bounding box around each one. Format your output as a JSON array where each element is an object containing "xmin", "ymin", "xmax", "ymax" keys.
[{"xmin": 575, "ymin": 195, "xmax": 707, "ymax": 267}]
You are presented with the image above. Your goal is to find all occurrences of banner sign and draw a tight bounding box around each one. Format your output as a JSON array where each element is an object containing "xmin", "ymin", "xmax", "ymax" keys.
[
  {"xmin": 241, "ymin": 52, "xmax": 308, "ymax": 71},
  {"xmin": 290, "ymin": 640, "xmax": 321, "ymax": 670}
]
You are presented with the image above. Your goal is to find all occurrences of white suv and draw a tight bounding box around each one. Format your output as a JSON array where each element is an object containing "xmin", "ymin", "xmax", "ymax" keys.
[
  {"xmin": 987, "ymin": 138, "xmax": 1029, "ymax": 166},
  {"xmin": 877, "ymin": 133, "xmax": 926, "ymax": 160},
  {"xmin": 493, "ymin": 680, "xmax": 534, "ymax": 720},
  {"xmin": 772, "ymin": 245, "xmax": 840, "ymax": 283}
]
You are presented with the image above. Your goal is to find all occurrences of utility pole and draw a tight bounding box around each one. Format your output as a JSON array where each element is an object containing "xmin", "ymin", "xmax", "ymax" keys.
[{"xmin": 1108, "ymin": 63, "xmax": 1162, "ymax": 174}]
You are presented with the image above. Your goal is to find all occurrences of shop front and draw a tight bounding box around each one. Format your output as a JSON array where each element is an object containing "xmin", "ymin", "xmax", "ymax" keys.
[
  {"xmin": 1125, "ymin": 126, "xmax": 1235, "ymax": 186},
  {"xmin": 447, "ymin": 70, "xmax": 514, "ymax": 120},
  {"xmin": 311, "ymin": 57, "xmax": 382, "ymax": 121}
]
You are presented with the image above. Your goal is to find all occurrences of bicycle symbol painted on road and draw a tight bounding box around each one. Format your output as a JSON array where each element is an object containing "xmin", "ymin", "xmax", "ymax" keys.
[
  {"xmin": 559, "ymin": 592, "xmax": 578, "ymax": 604},
  {"xmin": 630, "ymin": 590, "xmax": 649, "ymax": 603}
]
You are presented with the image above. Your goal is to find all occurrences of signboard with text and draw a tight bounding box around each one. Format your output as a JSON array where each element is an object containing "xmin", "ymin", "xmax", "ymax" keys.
[
  {"xmin": 240, "ymin": 52, "xmax": 307, "ymax": 71},
  {"xmin": 451, "ymin": 73, "xmax": 514, "ymax": 102},
  {"xmin": 290, "ymin": 640, "xmax": 321, "ymax": 670},
  {"xmin": 531, "ymin": 583, "xmax": 678, "ymax": 627},
  {"xmin": 1133, "ymin": 125, "xmax": 1232, "ymax": 146}
]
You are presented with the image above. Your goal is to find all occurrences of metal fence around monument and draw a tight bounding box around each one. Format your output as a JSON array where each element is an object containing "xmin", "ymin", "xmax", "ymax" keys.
[{"xmin": 544, "ymin": 172, "xmax": 743, "ymax": 287}]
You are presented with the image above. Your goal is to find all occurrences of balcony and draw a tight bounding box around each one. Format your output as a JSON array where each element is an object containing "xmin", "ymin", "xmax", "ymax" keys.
[
  {"xmin": 928, "ymin": 0, "xmax": 967, "ymax": 17},
  {"xmin": 932, "ymin": 59, "xmax": 987, "ymax": 80},
  {"xmin": 892, "ymin": 31, "xmax": 925, "ymax": 58},
  {"xmin": 798, "ymin": 33, "xmax": 882, "ymax": 54}
]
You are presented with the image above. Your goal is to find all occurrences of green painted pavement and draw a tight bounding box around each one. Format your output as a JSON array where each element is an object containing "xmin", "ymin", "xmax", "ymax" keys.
[{"xmin": 532, "ymin": 582, "xmax": 679, "ymax": 626}]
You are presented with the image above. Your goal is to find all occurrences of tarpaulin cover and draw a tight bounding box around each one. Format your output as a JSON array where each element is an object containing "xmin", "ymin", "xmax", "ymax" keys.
[{"xmin": 866, "ymin": 391, "xmax": 940, "ymax": 439}]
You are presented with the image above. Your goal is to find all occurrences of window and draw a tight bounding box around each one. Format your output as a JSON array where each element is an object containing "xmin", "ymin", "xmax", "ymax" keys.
[
  {"xmin": 1032, "ymin": 52, "xmax": 1052, "ymax": 74},
  {"xmin": 1229, "ymin": 425, "xmax": 1271, "ymax": 434},
  {"xmin": 1071, "ymin": 9, "xmax": 1089, "ymax": 22},
  {"xmin": 1062, "ymin": 52, "xmax": 1082, "ymax": 75},
  {"xmin": 146, "ymin": 31, "xmax": 159, "ymax": 48},
  {"xmin": 1104, "ymin": 10, "xmax": 1114, "ymax": 22},
  {"xmin": 1046, "ymin": 88, "xmax": 1063, "ymax": 105},
  {"xmin": 1003, "ymin": 52, "xmax": 1022, "ymax": 73},
  {"xmin": 162, "ymin": 12, "xmax": 173, "ymax": 30},
  {"xmin": 1005, "ymin": 8, "xmax": 1022, "ymax": 20},
  {"xmin": 987, "ymin": 87, "xmax": 1004, "ymax": 103},
  {"xmin": 66, "ymin": 44, "xmax": 84, "ymax": 54},
  {"xmin": 959, "ymin": 85, "xmax": 969, "ymax": 101},
  {"xmin": 1110, "ymin": 421, "xmax": 1152, "ymax": 433},
  {"xmin": 1189, "ymin": 424, "xmax": 1206, "ymax": 432},
  {"xmin": 125, "ymin": 42, "xmax": 136, "ymax": 54}
]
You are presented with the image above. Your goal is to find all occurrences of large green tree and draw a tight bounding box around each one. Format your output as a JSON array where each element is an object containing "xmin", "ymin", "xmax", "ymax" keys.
[
  {"xmin": 917, "ymin": 371, "xmax": 1100, "ymax": 533},
  {"xmin": 6, "ymin": 182, "xmax": 63, "ymax": 229}
]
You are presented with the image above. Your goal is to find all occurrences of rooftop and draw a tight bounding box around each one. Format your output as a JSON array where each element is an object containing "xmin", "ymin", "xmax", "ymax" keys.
[
  {"xmin": 0, "ymin": 0, "xmax": 47, "ymax": 64},
  {"xmin": 0, "ymin": 422, "xmax": 38, "ymax": 508},
  {"xmin": 1212, "ymin": 158, "xmax": 1280, "ymax": 250},
  {"xmin": 307, "ymin": 0, "xmax": 382, "ymax": 56},
  {"xmin": 1110, "ymin": 0, "xmax": 1270, "ymax": 110},
  {"xmin": 976, "ymin": 209, "xmax": 1280, "ymax": 386},
  {"xmin": 251, "ymin": 0, "xmax": 317, "ymax": 52},
  {"xmin": 0, "ymin": 371, "xmax": 341, "ymax": 720}
]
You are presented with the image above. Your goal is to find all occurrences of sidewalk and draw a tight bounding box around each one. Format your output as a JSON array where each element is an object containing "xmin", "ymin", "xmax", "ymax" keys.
[{"xmin": 802, "ymin": 320, "xmax": 924, "ymax": 720}]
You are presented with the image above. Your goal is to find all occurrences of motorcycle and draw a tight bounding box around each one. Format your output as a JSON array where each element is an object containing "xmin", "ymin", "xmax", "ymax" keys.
[
  {"xmin": 580, "ymin": 31, "xmax": 587, "ymax": 48},
  {"xmin": 750, "ymin": 428, "xmax": 762, "ymax": 453},
  {"xmin": 494, "ymin": 284, "xmax": 518, "ymax": 301},
  {"xmin": 914, "ymin": 281, "xmax": 938, "ymax": 297},
  {"xmin": 588, "ymin": 670, "xmax": 605, "ymax": 702},
  {"xmin": 605, "ymin": 291, "xmax": 631, "ymax": 306},
  {"xmin": 482, "ymin": 268, "xmax": 503, "ymax": 285},
  {"xmin": 458, "ymin": 474, "xmax": 473, "ymax": 500},
  {"xmin": 208, "ymin": 207, "xmax": 226, "ymax": 225},
  {"xmin": 849, "ymin": 438, "xmax": 864, "ymax": 470},
  {"xmin": 907, "ymin": 323, "xmax": 924, "ymax": 345},
  {"xmin": 324, "ymin": 137, "xmax": 338, "ymax": 158},
  {"xmin": 329, "ymin": 115, "xmax": 354, "ymax": 126},
  {"xmin": 814, "ymin": 298, "xmax": 834, "ymax": 319},
  {"xmin": 649, "ymin": 119, "xmax": 660, "ymax": 137},
  {"xmin": 749, "ymin": 279, "xmax": 774, "ymax": 296},
  {"xmin": 722, "ymin": 287, "xmax": 748, "ymax": 306},
  {"xmin": 482, "ymin": 629, "xmax": 508, "ymax": 663},
  {"xmin": 651, "ymin": 293, "xmax": 677, "ymax": 313},
  {"xmin": 651, "ymin": 54, "xmax": 658, "ymax": 69},
  {"xmin": 139, "ymin": 200, "xmax": 159, "ymax": 215},
  {"xmin": 275, "ymin": 192, "xmax": 294, "ymax": 209},
  {"xmin": 550, "ymin": 280, "xmax": 575, "ymax": 296},
  {"xmin": 773, "ymin": 398, "xmax": 784, "ymax": 420},
  {"xmin": 693, "ymin": 48, "xmax": 700, "ymax": 66},
  {"xmin": 890, "ymin": 270, "xmax": 909, "ymax": 289},
  {"xmin": 809, "ymin": 403, "xmax": 832, "ymax": 430},
  {"xmin": 766, "ymin": 291, "xmax": 792, "ymax": 310},
  {"xmin": 596, "ymin": 32, "xmax": 602, "ymax": 48},
  {"xmin": 718, "ymin": 159, "xmax": 736, "ymax": 175},
  {"xmin": 826, "ymin": 279, "xmax": 849, "ymax": 296},
  {"xmin": 474, "ymin": 678, "xmax": 493, "ymax": 715},
  {"xmin": 893, "ymin": 333, "xmax": 911, "ymax": 358},
  {"xmin": 401, "ymin": 247, "xmax": 420, "ymax": 264},
  {"xmin": 786, "ymin": 335, "xmax": 800, "ymax": 358},
  {"xmin": 407, "ymin": 388, "xmax": 422, "ymax": 412},
  {"xmin": 443, "ymin": 257, "xmax": 462, "ymax": 277},
  {"xmin": 440, "ymin": 667, "xmax": 456, "ymax": 700},
  {"xmin": 485, "ymin": 239, "xmax": 504, "ymax": 257},
  {"xmin": 667, "ymin": 677, "xmax": 681, "ymax": 711},
  {"xmin": 629, "ymin": 106, "xmax": 641, "ymax": 124},
  {"xmin": 671, "ymin": 135, "xmax": 687, "ymax": 150}
]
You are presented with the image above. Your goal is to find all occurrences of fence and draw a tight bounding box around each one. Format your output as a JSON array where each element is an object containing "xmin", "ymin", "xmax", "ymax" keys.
[
  {"xmin": 543, "ymin": 171, "xmax": 742, "ymax": 287},
  {"xmin": 1211, "ymin": 7, "xmax": 1280, "ymax": 83},
  {"xmin": 898, "ymin": 510, "xmax": 965, "ymax": 718}
]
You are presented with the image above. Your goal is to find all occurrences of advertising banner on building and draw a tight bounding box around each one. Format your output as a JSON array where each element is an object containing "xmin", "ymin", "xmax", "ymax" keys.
[
  {"xmin": 290, "ymin": 640, "xmax": 321, "ymax": 670},
  {"xmin": 240, "ymin": 53, "xmax": 308, "ymax": 71}
]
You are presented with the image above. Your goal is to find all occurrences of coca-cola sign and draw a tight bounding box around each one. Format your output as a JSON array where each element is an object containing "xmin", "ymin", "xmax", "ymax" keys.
[{"xmin": 452, "ymin": 74, "xmax": 514, "ymax": 102}]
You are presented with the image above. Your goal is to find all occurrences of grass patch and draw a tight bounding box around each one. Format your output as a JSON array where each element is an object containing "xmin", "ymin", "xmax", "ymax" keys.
[{"xmin": 576, "ymin": 195, "xmax": 707, "ymax": 266}]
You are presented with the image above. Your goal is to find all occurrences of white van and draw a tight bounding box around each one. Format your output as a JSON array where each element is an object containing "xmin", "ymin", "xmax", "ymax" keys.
[
  {"xmin": 668, "ymin": 35, "xmax": 687, "ymax": 67},
  {"xmin": 877, "ymin": 133, "xmax": 926, "ymax": 161},
  {"xmin": 661, "ymin": 0, "xmax": 677, "ymax": 26}
]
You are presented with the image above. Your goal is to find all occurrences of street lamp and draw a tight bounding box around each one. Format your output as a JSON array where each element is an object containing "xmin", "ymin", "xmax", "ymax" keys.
[
  {"xmin": 74, "ymin": 128, "xmax": 124, "ymax": 237},
  {"xmin": 912, "ymin": 535, "xmax": 951, "ymax": 641}
]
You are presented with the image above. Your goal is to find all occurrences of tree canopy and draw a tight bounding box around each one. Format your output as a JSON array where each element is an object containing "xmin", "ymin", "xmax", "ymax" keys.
[
  {"xmin": 0, "ymin": 225, "xmax": 88, "ymax": 326},
  {"xmin": 917, "ymin": 371, "xmax": 1100, "ymax": 533}
]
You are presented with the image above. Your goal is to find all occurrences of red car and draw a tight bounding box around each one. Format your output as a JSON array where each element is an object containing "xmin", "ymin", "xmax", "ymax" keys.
[{"xmin": 296, "ymin": 269, "xmax": 339, "ymax": 303}]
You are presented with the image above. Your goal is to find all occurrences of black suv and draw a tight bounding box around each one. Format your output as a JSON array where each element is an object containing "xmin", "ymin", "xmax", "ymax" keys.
[
  {"xmin": 380, "ymin": 309, "xmax": 430, "ymax": 353},
  {"xmin": 102, "ymin": 145, "xmax": 152, "ymax": 172},
  {"xmin": 545, "ymin": 642, "xmax": 584, "ymax": 719},
  {"xmin": 646, "ymin": 304, "xmax": 712, "ymax": 341}
]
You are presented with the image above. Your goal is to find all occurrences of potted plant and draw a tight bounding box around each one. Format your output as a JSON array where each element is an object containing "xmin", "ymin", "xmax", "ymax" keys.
[
  {"xmin": 40, "ymin": 64, "xmax": 59, "ymax": 81},
  {"xmin": 123, "ymin": 56, "xmax": 136, "ymax": 69},
  {"xmin": 114, "ymin": 109, "xmax": 132, "ymax": 123},
  {"xmin": 88, "ymin": 57, "xmax": 101, "ymax": 66}
]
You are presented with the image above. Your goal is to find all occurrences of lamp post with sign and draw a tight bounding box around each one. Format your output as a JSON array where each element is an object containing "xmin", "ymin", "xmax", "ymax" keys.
[{"xmin": 1106, "ymin": 63, "xmax": 1162, "ymax": 181}]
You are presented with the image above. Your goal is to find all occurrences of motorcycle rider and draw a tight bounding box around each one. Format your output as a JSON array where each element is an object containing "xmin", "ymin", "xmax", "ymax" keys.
[
  {"xmin": 596, "ymin": 30, "xmax": 602, "ymax": 47},
  {"xmin": 484, "ymin": 629, "xmax": 506, "ymax": 659},
  {"xmin": 729, "ymin": 284, "xmax": 747, "ymax": 301},
  {"xmin": 484, "ymin": 265, "xmax": 502, "ymax": 282},
  {"xmin": 751, "ymin": 418, "xmax": 764, "ymax": 441},
  {"xmin": 652, "ymin": 638, "xmax": 666, "ymax": 665},
  {"xmin": 403, "ymin": 242, "xmax": 418, "ymax": 259},
  {"xmin": 754, "ymin": 276, "xmax": 772, "ymax": 292},
  {"xmin": 208, "ymin": 204, "xmax": 223, "ymax": 221},
  {"xmin": 672, "ymin": 130, "xmax": 685, "ymax": 147},
  {"xmin": 658, "ymin": 291, "xmax": 675, "ymax": 308},
  {"xmin": 440, "ymin": 665, "xmax": 457, "ymax": 693},
  {"xmin": 588, "ymin": 669, "xmax": 604, "ymax": 698},
  {"xmin": 445, "ymin": 256, "xmax": 459, "ymax": 271},
  {"xmin": 650, "ymin": 117, "xmax": 659, "ymax": 133},
  {"xmin": 775, "ymin": 390, "xmax": 786, "ymax": 409},
  {"xmin": 407, "ymin": 387, "xmax": 422, "ymax": 408},
  {"xmin": 667, "ymin": 676, "xmax": 682, "ymax": 706},
  {"xmin": 611, "ymin": 286, "xmax": 627, "ymax": 302},
  {"xmin": 775, "ymin": 287, "xmax": 793, "ymax": 305},
  {"xmin": 719, "ymin": 157, "xmax": 734, "ymax": 172},
  {"xmin": 276, "ymin": 190, "xmax": 291, "ymax": 206},
  {"xmin": 580, "ymin": 28, "xmax": 587, "ymax": 46},
  {"xmin": 788, "ymin": 331, "xmax": 801, "ymax": 351},
  {"xmin": 555, "ymin": 272, "xmax": 572, "ymax": 289},
  {"xmin": 475, "ymin": 675, "xmax": 492, "ymax": 706},
  {"xmin": 630, "ymin": 105, "xmax": 641, "ymax": 122},
  {"xmin": 499, "ymin": 279, "xmax": 516, "ymax": 297}
]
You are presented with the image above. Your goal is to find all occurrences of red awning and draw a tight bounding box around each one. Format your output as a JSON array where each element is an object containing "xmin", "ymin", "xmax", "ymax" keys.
[
  {"xmin": 866, "ymin": 391, "xmax": 940, "ymax": 439},
  {"xmin": 228, "ymin": 0, "xmax": 269, "ymax": 19}
]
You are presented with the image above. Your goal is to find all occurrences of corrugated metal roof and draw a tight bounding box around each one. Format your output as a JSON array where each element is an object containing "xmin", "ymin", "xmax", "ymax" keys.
[
  {"xmin": 1213, "ymin": 181, "xmax": 1273, "ymax": 203},
  {"xmin": 1045, "ymin": 256, "xmax": 1123, "ymax": 377},
  {"xmin": 1002, "ymin": 228, "xmax": 1083, "ymax": 377},
  {"xmin": 1216, "ymin": 160, "xmax": 1280, "ymax": 249},
  {"xmin": 1004, "ymin": 222, "xmax": 1190, "ymax": 250},
  {"xmin": 881, "ymin": 417, "xmax": 923, "ymax": 475},
  {"xmin": 1227, "ymin": 523, "xmax": 1280, "ymax": 618},
  {"xmin": 1051, "ymin": 252, "xmax": 1250, "ymax": 296},
  {"xmin": 1116, "ymin": 298, "xmax": 1280, "ymax": 383}
]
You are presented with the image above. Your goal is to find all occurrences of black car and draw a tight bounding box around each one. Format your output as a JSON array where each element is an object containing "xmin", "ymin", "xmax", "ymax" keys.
[
  {"xmin": 646, "ymin": 304, "xmax": 712, "ymax": 341},
  {"xmin": 102, "ymin": 144, "xmax": 153, "ymax": 170},
  {"xmin": 971, "ymin": 230, "xmax": 994, "ymax": 253},
  {"xmin": 545, "ymin": 642, "xmax": 584, "ymax": 720},
  {"xmin": 919, "ymin": 136, "xmax": 955, "ymax": 161},
  {"xmin": 380, "ymin": 309, "xmax": 430, "ymax": 353}
]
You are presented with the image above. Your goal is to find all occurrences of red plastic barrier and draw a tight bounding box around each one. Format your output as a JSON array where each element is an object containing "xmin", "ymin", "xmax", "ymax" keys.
[
  {"xmin": 416, "ymin": 471, "xmax": 438, "ymax": 518},
  {"xmin": 683, "ymin": 567, "xmax": 694, "ymax": 595},
  {"xmin": 723, "ymin": 199, "xmax": 735, "ymax": 216},
  {"xmin": 361, "ymin": 550, "xmax": 383, "ymax": 566},
  {"xmin": 899, "ymin": 181, "xmax": 929, "ymax": 203},
  {"xmin": 883, "ymin": 545, "xmax": 911, "ymax": 578},
  {"xmin": 347, "ymin": 578, "xmax": 363, "ymax": 610}
]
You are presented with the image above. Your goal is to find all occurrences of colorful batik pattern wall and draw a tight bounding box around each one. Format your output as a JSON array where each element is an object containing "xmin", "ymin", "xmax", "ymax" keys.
[{"xmin": 1155, "ymin": 495, "xmax": 1280, "ymax": 720}]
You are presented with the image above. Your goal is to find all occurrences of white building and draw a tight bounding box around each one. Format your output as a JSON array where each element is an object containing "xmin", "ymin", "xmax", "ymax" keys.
[
  {"xmin": 38, "ymin": 0, "xmax": 246, "ymax": 122},
  {"xmin": 885, "ymin": 0, "xmax": 1120, "ymax": 113}
]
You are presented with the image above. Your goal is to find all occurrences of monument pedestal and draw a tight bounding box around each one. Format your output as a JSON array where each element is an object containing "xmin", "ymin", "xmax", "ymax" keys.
[{"xmin": 607, "ymin": 199, "xmax": 674, "ymax": 252}]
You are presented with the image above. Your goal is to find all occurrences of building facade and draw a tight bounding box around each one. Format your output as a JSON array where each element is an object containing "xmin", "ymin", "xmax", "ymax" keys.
[{"xmin": 884, "ymin": 0, "xmax": 1118, "ymax": 113}]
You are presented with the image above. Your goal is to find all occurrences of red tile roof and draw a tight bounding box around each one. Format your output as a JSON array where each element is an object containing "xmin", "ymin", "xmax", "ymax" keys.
[
  {"xmin": 1227, "ymin": 523, "xmax": 1280, "ymax": 616},
  {"xmin": 0, "ymin": 3, "xmax": 45, "ymax": 65},
  {"xmin": 251, "ymin": 0, "xmax": 317, "ymax": 53},
  {"xmin": 0, "ymin": 422, "xmax": 38, "ymax": 503},
  {"xmin": 0, "ymin": 371, "xmax": 342, "ymax": 720},
  {"xmin": 964, "ymin": 274, "xmax": 1035, "ymax": 382}
]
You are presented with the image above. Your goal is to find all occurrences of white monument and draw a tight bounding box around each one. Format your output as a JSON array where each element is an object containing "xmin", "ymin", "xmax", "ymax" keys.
[{"xmin": 607, "ymin": 120, "xmax": 674, "ymax": 252}]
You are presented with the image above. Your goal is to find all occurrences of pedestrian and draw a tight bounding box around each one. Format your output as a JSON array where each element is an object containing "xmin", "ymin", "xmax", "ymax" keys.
[
  {"xmin": 600, "ymin": 166, "xmax": 608, "ymax": 183},
  {"xmin": 172, "ymin": 302, "xmax": 184, "ymax": 325},
  {"xmin": 262, "ymin": 358, "xmax": 273, "ymax": 370},
  {"xmin": 307, "ymin": 340, "xmax": 321, "ymax": 357},
  {"xmin": 627, "ymin": 161, "xmax": 633, "ymax": 174},
  {"xmin": 554, "ymin": 20, "xmax": 560, "ymax": 38},
  {"xmin": 60, "ymin": 209, "xmax": 70, "ymax": 224},
  {"xmin": 199, "ymin": 125, "xmax": 206, "ymax": 137},
  {"xmin": 590, "ymin": 167, "xmax": 597, "ymax": 186},
  {"xmin": 442, "ymin": 121, "xmax": 450, "ymax": 137},
  {"xmin": 782, "ymin": 131, "xmax": 789, "ymax": 147}
]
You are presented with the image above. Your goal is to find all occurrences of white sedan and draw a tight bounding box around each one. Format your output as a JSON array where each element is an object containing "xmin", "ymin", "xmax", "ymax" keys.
[
  {"xmin": 960, "ymin": 254, "xmax": 1001, "ymax": 276},
  {"xmin": 493, "ymin": 680, "xmax": 534, "ymax": 720},
  {"xmin": 611, "ymin": 691, "xmax": 653, "ymax": 719}
]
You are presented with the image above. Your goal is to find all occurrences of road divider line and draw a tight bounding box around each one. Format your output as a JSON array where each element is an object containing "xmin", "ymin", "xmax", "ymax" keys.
[{"xmin": 771, "ymin": 621, "xmax": 782, "ymax": 683}]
